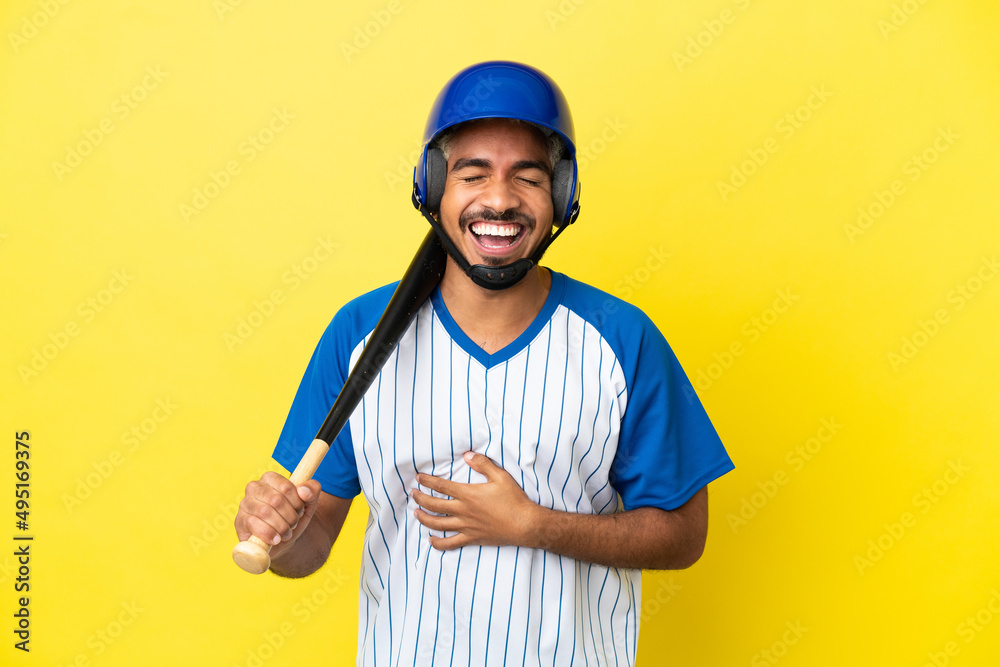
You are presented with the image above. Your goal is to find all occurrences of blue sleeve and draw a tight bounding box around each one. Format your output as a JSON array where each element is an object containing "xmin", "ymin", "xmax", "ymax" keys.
[
  {"xmin": 271, "ymin": 284, "xmax": 399, "ymax": 498},
  {"xmin": 610, "ymin": 317, "xmax": 734, "ymax": 512},
  {"xmin": 560, "ymin": 275, "xmax": 734, "ymax": 511}
]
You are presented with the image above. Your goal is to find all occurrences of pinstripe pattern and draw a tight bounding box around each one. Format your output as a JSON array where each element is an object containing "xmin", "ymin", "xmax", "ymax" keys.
[
  {"xmin": 350, "ymin": 294, "xmax": 639, "ymax": 667},
  {"xmin": 274, "ymin": 271, "xmax": 733, "ymax": 665}
]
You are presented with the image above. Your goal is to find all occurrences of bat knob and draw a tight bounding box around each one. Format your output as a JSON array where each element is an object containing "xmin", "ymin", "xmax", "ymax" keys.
[{"xmin": 232, "ymin": 536, "xmax": 272, "ymax": 574}]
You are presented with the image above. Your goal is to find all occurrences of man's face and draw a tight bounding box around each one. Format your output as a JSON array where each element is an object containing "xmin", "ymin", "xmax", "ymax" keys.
[{"xmin": 438, "ymin": 119, "xmax": 555, "ymax": 268}]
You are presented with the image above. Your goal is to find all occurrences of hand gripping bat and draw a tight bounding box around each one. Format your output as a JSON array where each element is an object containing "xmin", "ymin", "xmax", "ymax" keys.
[{"xmin": 232, "ymin": 230, "xmax": 447, "ymax": 574}]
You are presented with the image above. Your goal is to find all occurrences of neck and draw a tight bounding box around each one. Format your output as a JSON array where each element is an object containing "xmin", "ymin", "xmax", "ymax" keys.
[{"xmin": 439, "ymin": 259, "xmax": 552, "ymax": 354}]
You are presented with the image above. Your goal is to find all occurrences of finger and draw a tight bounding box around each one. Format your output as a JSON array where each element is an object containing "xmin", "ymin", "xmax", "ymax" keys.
[
  {"xmin": 293, "ymin": 480, "xmax": 323, "ymax": 528},
  {"xmin": 240, "ymin": 478, "xmax": 304, "ymax": 542},
  {"xmin": 236, "ymin": 491, "xmax": 280, "ymax": 538},
  {"xmin": 463, "ymin": 451, "xmax": 502, "ymax": 480},
  {"xmin": 235, "ymin": 474, "xmax": 313, "ymax": 544},
  {"xmin": 416, "ymin": 473, "xmax": 461, "ymax": 497},
  {"xmin": 411, "ymin": 488, "xmax": 457, "ymax": 514},
  {"xmin": 428, "ymin": 533, "xmax": 469, "ymax": 551},
  {"xmin": 252, "ymin": 480, "xmax": 304, "ymax": 529},
  {"xmin": 243, "ymin": 496, "xmax": 299, "ymax": 544},
  {"xmin": 297, "ymin": 479, "xmax": 322, "ymax": 509},
  {"xmin": 244, "ymin": 512, "xmax": 289, "ymax": 547},
  {"xmin": 413, "ymin": 508, "xmax": 461, "ymax": 532},
  {"xmin": 263, "ymin": 471, "xmax": 308, "ymax": 510},
  {"xmin": 258, "ymin": 471, "xmax": 308, "ymax": 517}
]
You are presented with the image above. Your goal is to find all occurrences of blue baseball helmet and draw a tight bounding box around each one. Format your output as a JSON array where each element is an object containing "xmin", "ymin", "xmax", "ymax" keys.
[{"xmin": 412, "ymin": 61, "xmax": 581, "ymax": 226}]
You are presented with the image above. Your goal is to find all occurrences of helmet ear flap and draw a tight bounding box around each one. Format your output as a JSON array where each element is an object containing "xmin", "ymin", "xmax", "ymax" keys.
[
  {"xmin": 425, "ymin": 147, "xmax": 447, "ymax": 212},
  {"xmin": 551, "ymin": 159, "xmax": 576, "ymax": 225}
]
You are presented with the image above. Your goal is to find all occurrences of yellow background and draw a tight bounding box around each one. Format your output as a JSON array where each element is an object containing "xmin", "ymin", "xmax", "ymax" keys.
[{"xmin": 2, "ymin": 0, "xmax": 998, "ymax": 665}]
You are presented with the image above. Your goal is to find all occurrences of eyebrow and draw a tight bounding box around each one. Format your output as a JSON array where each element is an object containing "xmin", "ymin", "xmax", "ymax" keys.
[
  {"xmin": 451, "ymin": 157, "xmax": 492, "ymax": 171},
  {"xmin": 451, "ymin": 157, "xmax": 551, "ymax": 175},
  {"xmin": 512, "ymin": 159, "xmax": 551, "ymax": 175}
]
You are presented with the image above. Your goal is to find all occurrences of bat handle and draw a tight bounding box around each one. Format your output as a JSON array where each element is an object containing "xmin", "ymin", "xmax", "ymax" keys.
[{"xmin": 232, "ymin": 438, "xmax": 331, "ymax": 574}]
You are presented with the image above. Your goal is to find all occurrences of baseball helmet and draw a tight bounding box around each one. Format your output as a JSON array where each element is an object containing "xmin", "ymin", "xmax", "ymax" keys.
[{"xmin": 411, "ymin": 61, "xmax": 581, "ymax": 289}]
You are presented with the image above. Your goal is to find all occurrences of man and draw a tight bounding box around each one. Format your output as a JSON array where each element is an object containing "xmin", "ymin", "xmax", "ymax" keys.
[{"xmin": 235, "ymin": 61, "xmax": 734, "ymax": 665}]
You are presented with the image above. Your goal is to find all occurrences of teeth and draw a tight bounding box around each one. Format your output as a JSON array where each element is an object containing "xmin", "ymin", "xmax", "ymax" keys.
[{"xmin": 470, "ymin": 222, "xmax": 519, "ymax": 237}]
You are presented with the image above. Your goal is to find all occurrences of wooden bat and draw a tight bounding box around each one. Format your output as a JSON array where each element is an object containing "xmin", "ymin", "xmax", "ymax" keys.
[{"xmin": 232, "ymin": 230, "xmax": 447, "ymax": 574}]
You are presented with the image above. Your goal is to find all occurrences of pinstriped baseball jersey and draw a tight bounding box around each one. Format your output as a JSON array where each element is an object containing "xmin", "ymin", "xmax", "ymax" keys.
[{"xmin": 273, "ymin": 271, "xmax": 734, "ymax": 666}]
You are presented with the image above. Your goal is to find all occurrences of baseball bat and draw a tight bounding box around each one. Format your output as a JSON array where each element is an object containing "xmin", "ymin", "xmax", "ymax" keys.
[{"xmin": 232, "ymin": 230, "xmax": 447, "ymax": 574}]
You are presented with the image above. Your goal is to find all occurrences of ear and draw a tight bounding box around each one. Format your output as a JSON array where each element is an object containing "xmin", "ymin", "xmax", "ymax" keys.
[
  {"xmin": 551, "ymin": 159, "xmax": 574, "ymax": 225},
  {"xmin": 425, "ymin": 147, "xmax": 447, "ymax": 212}
]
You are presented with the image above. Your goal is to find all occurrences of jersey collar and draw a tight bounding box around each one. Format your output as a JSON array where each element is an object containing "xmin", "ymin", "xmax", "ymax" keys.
[{"xmin": 429, "ymin": 271, "xmax": 566, "ymax": 368}]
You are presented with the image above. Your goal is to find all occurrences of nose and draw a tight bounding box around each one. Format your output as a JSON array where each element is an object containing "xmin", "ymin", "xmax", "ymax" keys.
[{"xmin": 478, "ymin": 175, "xmax": 521, "ymax": 214}]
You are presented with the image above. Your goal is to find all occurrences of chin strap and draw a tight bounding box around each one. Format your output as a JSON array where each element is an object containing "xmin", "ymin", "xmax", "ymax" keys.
[{"xmin": 411, "ymin": 186, "xmax": 569, "ymax": 291}]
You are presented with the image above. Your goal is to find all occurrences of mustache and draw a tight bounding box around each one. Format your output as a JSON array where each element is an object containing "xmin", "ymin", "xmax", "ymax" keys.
[{"xmin": 459, "ymin": 208, "xmax": 535, "ymax": 232}]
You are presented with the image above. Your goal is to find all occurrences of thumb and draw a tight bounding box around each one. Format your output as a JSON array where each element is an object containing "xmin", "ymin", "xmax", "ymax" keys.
[
  {"xmin": 297, "ymin": 479, "xmax": 322, "ymax": 506},
  {"xmin": 289, "ymin": 480, "xmax": 322, "ymax": 540},
  {"xmin": 464, "ymin": 451, "xmax": 500, "ymax": 478}
]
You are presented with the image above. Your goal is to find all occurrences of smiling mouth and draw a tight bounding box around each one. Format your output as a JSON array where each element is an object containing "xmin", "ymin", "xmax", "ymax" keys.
[{"xmin": 469, "ymin": 221, "xmax": 525, "ymax": 249}]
